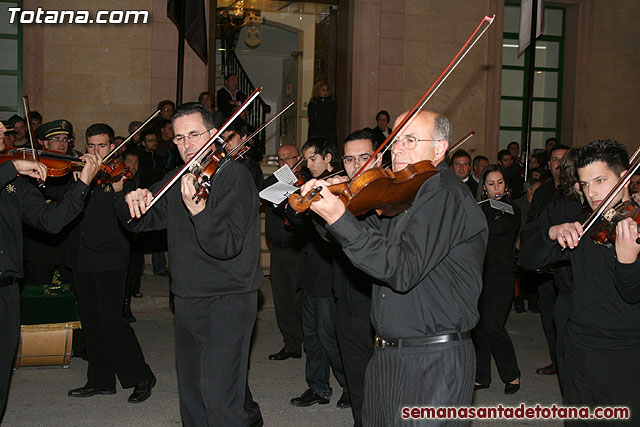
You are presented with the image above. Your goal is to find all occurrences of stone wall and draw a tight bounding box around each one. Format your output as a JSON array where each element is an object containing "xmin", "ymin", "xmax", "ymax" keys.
[
  {"xmin": 349, "ymin": 0, "xmax": 640, "ymax": 159},
  {"xmin": 24, "ymin": 0, "xmax": 206, "ymax": 150}
]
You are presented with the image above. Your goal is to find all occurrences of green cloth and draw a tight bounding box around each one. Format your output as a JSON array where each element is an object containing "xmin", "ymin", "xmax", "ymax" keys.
[{"xmin": 20, "ymin": 274, "xmax": 80, "ymax": 325}]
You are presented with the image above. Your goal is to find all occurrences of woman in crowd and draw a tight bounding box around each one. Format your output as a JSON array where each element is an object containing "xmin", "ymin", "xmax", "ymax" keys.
[
  {"xmin": 473, "ymin": 164, "xmax": 522, "ymax": 395},
  {"xmin": 307, "ymin": 81, "xmax": 337, "ymax": 145}
]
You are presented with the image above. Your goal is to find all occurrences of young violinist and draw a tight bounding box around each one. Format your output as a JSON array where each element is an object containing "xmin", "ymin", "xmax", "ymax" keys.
[
  {"xmin": 119, "ymin": 103, "xmax": 263, "ymax": 427},
  {"xmin": 0, "ymin": 117, "xmax": 101, "ymax": 421},
  {"xmin": 300, "ymin": 110, "xmax": 488, "ymax": 425},
  {"xmin": 472, "ymin": 164, "xmax": 521, "ymax": 395},
  {"xmin": 519, "ymin": 139, "xmax": 640, "ymax": 422},
  {"xmin": 331, "ymin": 129, "xmax": 381, "ymax": 426},
  {"xmin": 289, "ymin": 136, "xmax": 349, "ymax": 409},
  {"xmin": 65, "ymin": 123, "xmax": 155, "ymax": 404}
]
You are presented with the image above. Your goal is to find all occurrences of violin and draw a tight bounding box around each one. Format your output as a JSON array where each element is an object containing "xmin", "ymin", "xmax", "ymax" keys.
[
  {"xmin": 590, "ymin": 194, "xmax": 640, "ymax": 246},
  {"xmin": 0, "ymin": 146, "xmax": 132, "ymax": 183},
  {"xmin": 289, "ymin": 160, "xmax": 439, "ymax": 217}
]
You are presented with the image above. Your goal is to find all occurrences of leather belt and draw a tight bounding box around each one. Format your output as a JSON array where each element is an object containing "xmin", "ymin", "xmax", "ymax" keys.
[
  {"xmin": 375, "ymin": 331, "xmax": 471, "ymax": 349},
  {"xmin": 0, "ymin": 276, "xmax": 17, "ymax": 287}
]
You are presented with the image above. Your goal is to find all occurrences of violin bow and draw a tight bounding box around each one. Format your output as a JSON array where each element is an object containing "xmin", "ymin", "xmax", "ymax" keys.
[
  {"xmin": 352, "ymin": 15, "xmax": 495, "ymax": 179},
  {"xmin": 228, "ymin": 99, "xmax": 296, "ymax": 159},
  {"xmin": 22, "ymin": 95, "xmax": 46, "ymax": 186},
  {"xmin": 102, "ymin": 109, "xmax": 161, "ymax": 164},
  {"xmin": 132, "ymin": 88, "xmax": 263, "ymax": 219},
  {"xmin": 579, "ymin": 148, "xmax": 640, "ymax": 240},
  {"xmin": 449, "ymin": 131, "xmax": 476, "ymax": 153}
]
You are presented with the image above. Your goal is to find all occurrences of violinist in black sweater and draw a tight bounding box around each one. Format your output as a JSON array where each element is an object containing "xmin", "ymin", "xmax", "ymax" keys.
[
  {"xmin": 472, "ymin": 164, "xmax": 521, "ymax": 395},
  {"xmin": 519, "ymin": 140, "xmax": 640, "ymax": 424},
  {"xmin": 118, "ymin": 103, "xmax": 263, "ymax": 427}
]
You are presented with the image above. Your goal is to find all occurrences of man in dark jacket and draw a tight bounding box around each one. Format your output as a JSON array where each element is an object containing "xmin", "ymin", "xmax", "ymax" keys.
[{"xmin": 120, "ymin": 103, "xmax": 263, "ymax": 427}]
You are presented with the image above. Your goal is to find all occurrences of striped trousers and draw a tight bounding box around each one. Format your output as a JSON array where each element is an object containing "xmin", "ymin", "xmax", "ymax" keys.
[{"xmin": 362, "ymin": 339, "xmax": 475, "ymax": 426}]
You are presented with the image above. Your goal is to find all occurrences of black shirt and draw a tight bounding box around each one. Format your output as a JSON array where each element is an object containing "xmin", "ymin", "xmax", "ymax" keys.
[
  {"xmin": 116, "ymin": 159, "xmax": 263, "ymax": 298},
  {"xmin": 263, "ymin": 174, "xmax": 304, "ymax": 248},
  {"xmin": 0, "ymin": 161, "xmax": 88, "ymax": 278},
  {"xmin": 68, "ymin": 182, "xmax": 133, "ymax": 272},
  {"xmin": 327, "ymin": 163, "xmax": 488, "ymax": 338},
  {"xmin": 138, "ymin": 149, "xmax": 166, "ymax": 189},
  {"xmin": 518, "ymin": 215, "xmax": 640, "ymax": 350}
]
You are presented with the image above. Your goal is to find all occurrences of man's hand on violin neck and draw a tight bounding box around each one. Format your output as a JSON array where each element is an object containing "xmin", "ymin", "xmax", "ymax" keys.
[
  {"xmin": 125, "ymin": 188, "xmax": 153, "ymax": 219},
  {"xmin": 302, "ymin": 179, "xmax": 345, "ymax": 226},
  {"xmin": 615, "ymin": 217, "xmax": 640, "ymax": 264},
  {"xmin": 12, "ymin": 159, "xmax": 48, "ymax": 181},
  {"xmin": 78, "ymin": 153, "xmax": 102, "ymax": 185},
  {"xmin": 549, "ymin": 222, "xmax": 583, "ymax": 249},
  {"xmin": 181, "ymin": 173, "xmax": 205, "ymax": 216}
]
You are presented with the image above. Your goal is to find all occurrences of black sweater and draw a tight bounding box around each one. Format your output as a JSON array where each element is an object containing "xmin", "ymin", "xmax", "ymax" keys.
[{"xmin": 116, "ymin": 159, "xmax": 263, "ymax": 297}]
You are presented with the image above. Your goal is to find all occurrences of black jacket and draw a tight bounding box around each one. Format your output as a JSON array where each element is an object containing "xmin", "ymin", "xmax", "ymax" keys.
[{"xmin": 480, "ymin": 197, "xmax": 520, "ymax": 274}]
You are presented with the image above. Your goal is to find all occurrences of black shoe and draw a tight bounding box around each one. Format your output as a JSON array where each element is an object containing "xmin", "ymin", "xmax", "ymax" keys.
[
  {"xmin": 128, "ymin": 375, "xmax": 156, "ymax": 403},
  {"xmin": 514, "ymin": 305, "xmax": 526, "ymax": 313},
  {"xmin": 505, "ymin": 381, "xmax": 520, "ymax": 395},
  {"xmin": 68, "ymin": 385, "xmax": 116, "ymax": 397},
  {"xmin": 336, "ymin": 391, "xmax": 351, "ymax": 409},
  {"xmin": 249, "ymin": 417, "xmax": 264, "ymax": 427},
  {"xmin": 290, "ymin": 389, "xmax": 330, "ymax": 407},
  {"xmin": 473, "ymin": 383, "xmax": 490, "ymax": 391},
  {"xmin": 268, "ymin": 348, "xmax": 301, "ymax": 361}
]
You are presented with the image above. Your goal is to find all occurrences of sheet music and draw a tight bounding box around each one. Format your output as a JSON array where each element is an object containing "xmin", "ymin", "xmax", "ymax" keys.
[
  {"xmin": 273, "ymin": 165, "xmax": 298, "ymax": 186},
  {"xmin": 259, "ymin": 181, "xmax": 299, "ymax": 206}
]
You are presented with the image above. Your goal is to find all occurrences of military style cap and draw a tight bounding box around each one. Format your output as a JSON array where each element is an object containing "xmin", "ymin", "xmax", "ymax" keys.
[{"xmin": 35, "ymin": 119, "xmax": 73, "ymax": 140}]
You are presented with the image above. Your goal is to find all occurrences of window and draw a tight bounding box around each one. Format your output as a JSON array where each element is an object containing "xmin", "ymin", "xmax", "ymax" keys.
[
  {"xmin": 0, "ymin": 1, "xmax": 22, "ymax": 119},
  {"xmin": 500, "ymin": 3, "xmax": 565, "ymax": 152}
]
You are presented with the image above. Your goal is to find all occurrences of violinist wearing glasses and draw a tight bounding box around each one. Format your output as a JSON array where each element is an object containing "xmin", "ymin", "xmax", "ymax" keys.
[
  {"xmin": 300, "ymin": 110, "xmax": 488, "ymax": 425},
  {"xmin": 118, "ymin": 103, "xmax": 263, "ymax": 427},
  {"xmin": 0, "ymin": 120, "xmax": 101, "ymax": 421},
  {"xmin": 519, "ymin": 140, "xmax": 640, "ymax": 423},
  {"xmin": 472, "ymin": 164, "xmax": 521, "ymax": 395}
]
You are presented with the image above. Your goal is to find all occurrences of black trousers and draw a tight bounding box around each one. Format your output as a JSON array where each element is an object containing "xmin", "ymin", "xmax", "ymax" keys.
[
  {"xmin": 335, "ymin": 311, "xmax": 374, "ymax": 427},
  {"xmin": 0, "ymin": 283, "xmax": 19, "ymax": 422},
  {"xmin": 269, "ymin": 245, "xmax": 303, "ymax": 354},
  {"xmin": 73, "ymin": 270, "xmax": 153, "ymax": 389},
  {"xmin": 538, "ymin": 277, "xmax": 557, "ymax": 364},
  {"xmin": 473, "ymin": 272, "xmax": 520, "ymax": 385},
  {"xmin": 564, "ymin": 337, "xmax": 640, "ymax": 426},
  {"xmin": 553, "ymin": 292, "xmax": 570, "ymax": 389},
  {"xmin": 174, "ymin": 292, "xmax": 261, "ymax": 427},
  {"xmin": 363, "ymin": 340, "xmax": 475, "ymax": 427},
  {"xmin": 301, "ymin": 291, "xmax": 347, "ymax": 398},
  {"xmin": 126, "ymin": 250, "xmax": 144, "ymax": 296}
]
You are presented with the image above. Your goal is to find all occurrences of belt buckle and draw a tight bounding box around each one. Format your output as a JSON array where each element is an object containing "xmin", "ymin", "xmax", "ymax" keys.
[{"xmin": 375, "ymin": 336, "xmax": 387, "ymax": 349}]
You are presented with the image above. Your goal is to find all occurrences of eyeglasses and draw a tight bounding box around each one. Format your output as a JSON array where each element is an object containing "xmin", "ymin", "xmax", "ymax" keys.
[
  {"xmin": 47, "ymin": 137, "xmax": 71, "ymax": 144},
  {"xmin": 277, "ymin": 155, "xmax": 300, "ymax": 164},
  {"xmin": 173, "ymin": 129, "xmax": 209, "ymax": 145},
  {"xmin": 390, "ymin": 135, "xmax": 440, "ymax": 150},
  {"xmin": 342, "ymin": 153, "xmax": 372, "ymax": 165}
]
